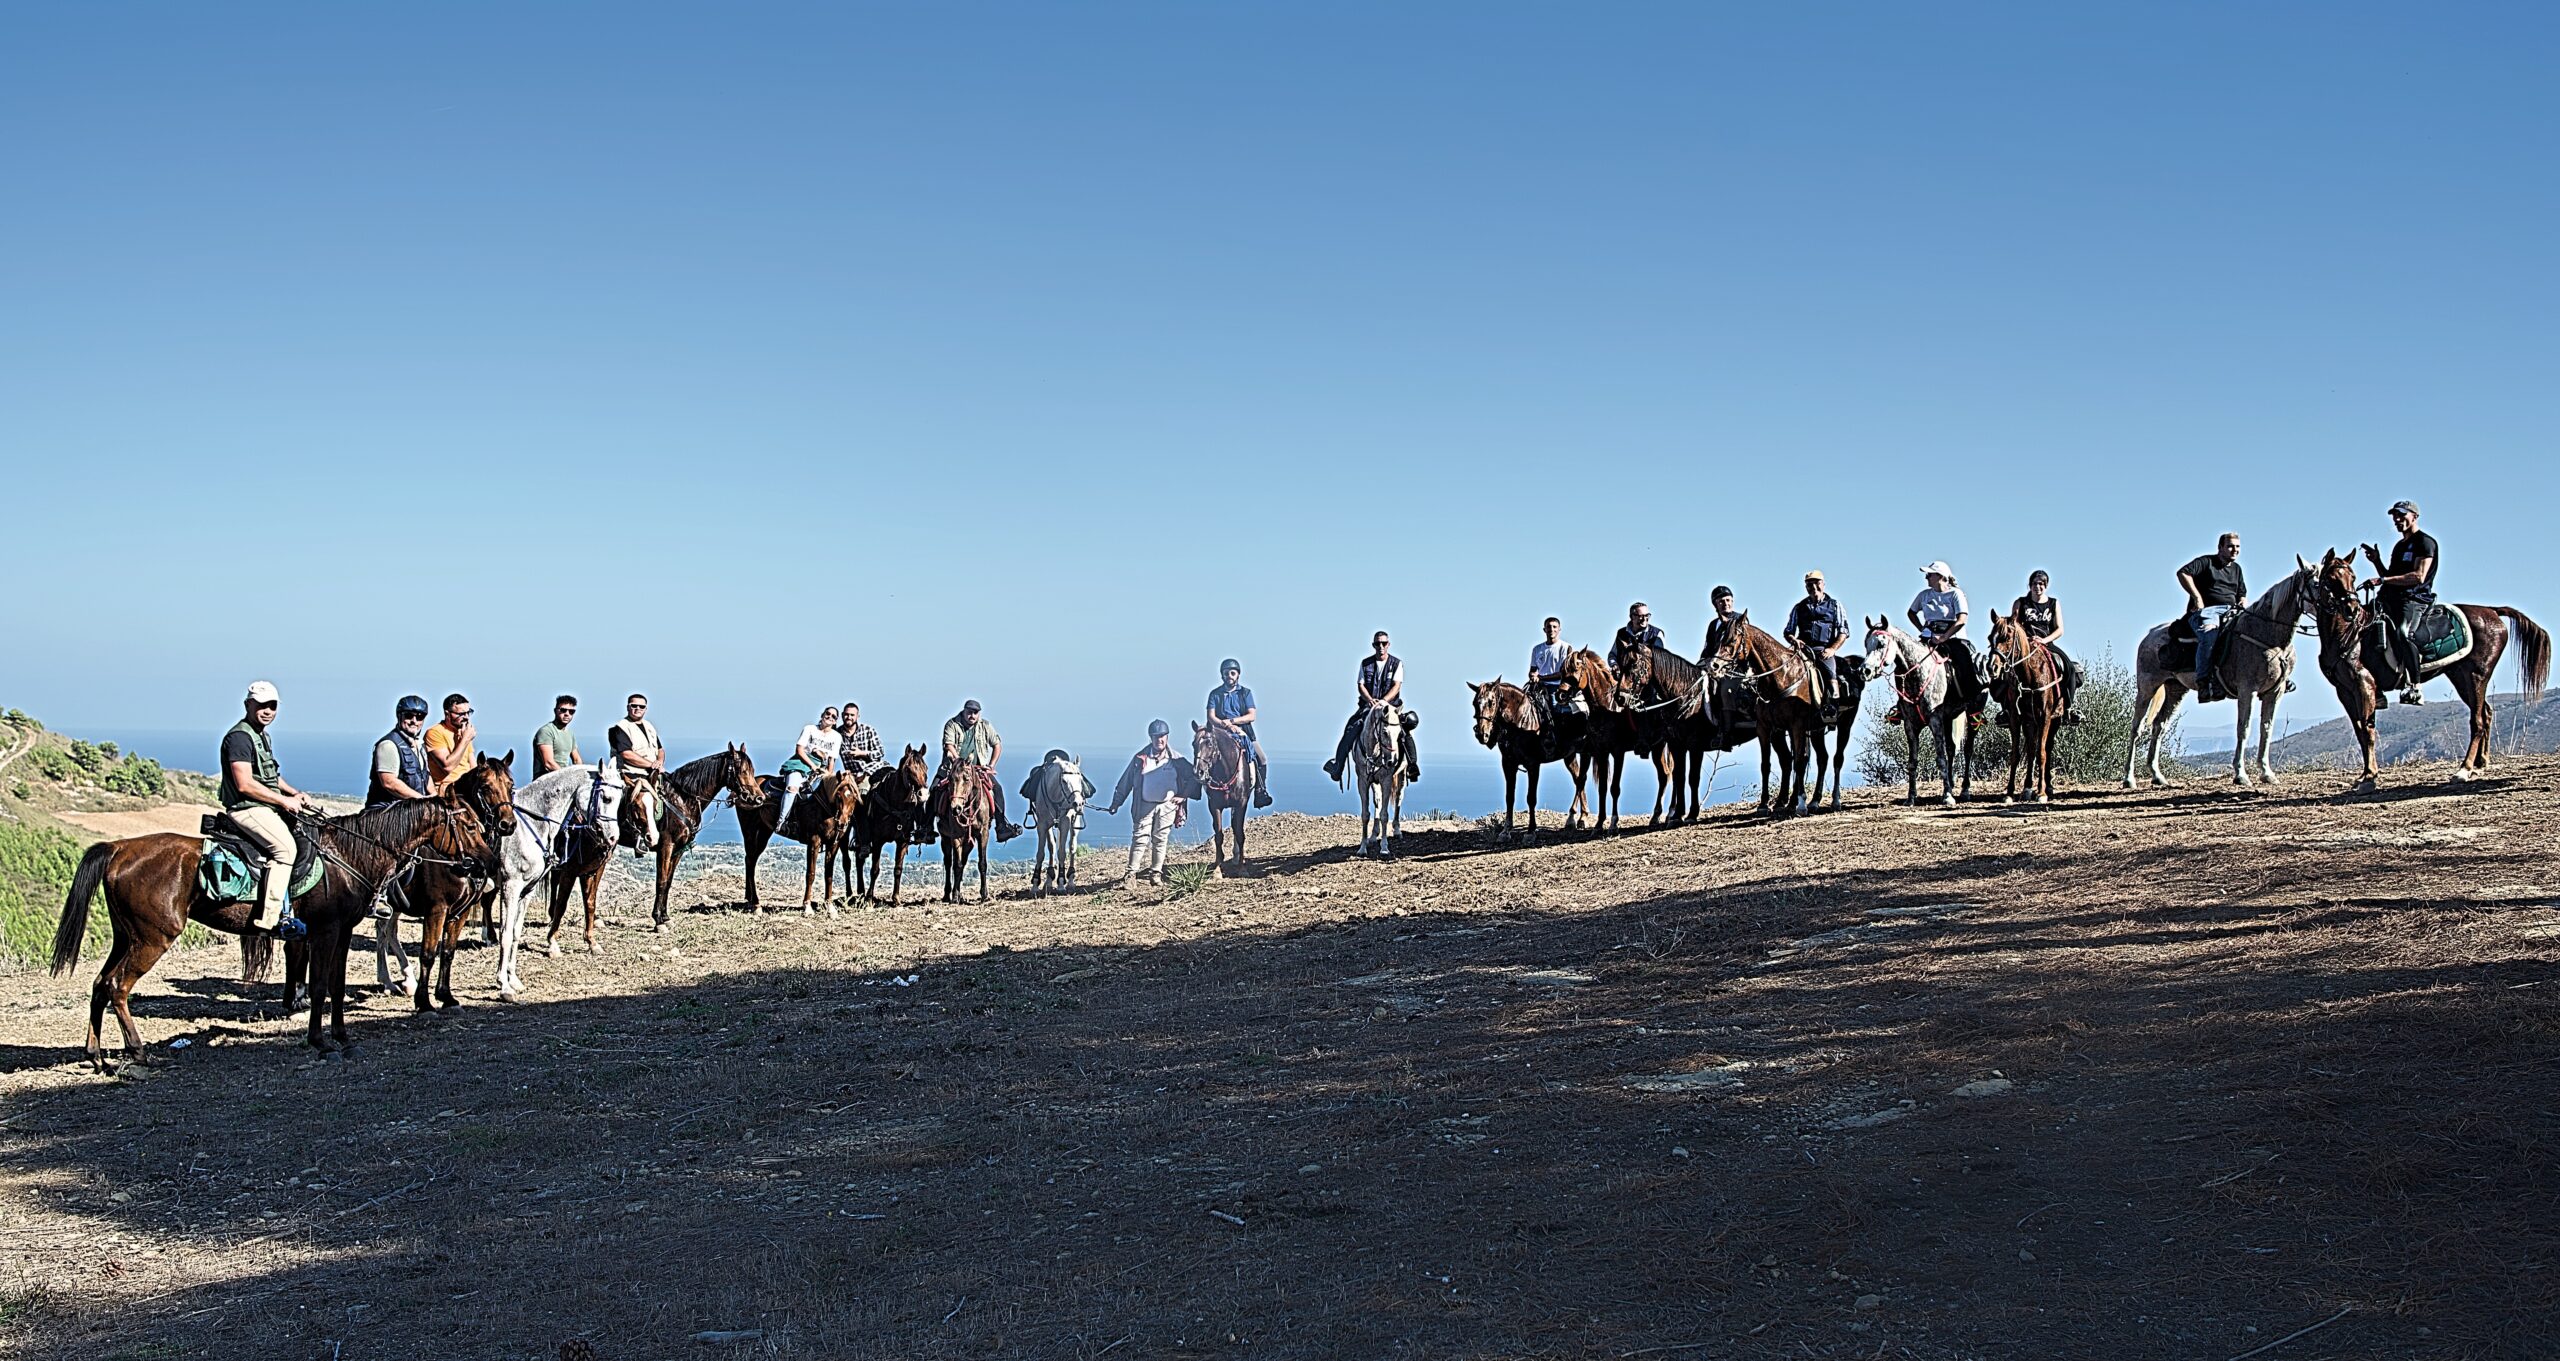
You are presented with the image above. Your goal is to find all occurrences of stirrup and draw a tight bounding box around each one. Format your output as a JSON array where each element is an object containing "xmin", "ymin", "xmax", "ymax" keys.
[
  {"xmin": 263, "ymin": 913, "xmax": 309, "ymax": 942},
  {"xmin": 2401, "ymin": 688, "xmax": 2424, "ymax": 706}
]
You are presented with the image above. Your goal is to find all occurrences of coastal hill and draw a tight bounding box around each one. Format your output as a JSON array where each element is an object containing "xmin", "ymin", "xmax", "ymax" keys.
[{"xmin": 2190, "ymin": 688, "xmax": 2556, "ymax": 770}]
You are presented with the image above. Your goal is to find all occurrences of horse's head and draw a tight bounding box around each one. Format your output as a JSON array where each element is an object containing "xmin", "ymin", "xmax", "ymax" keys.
[
  {"xmin": 897, "ymin": 744, "xmax": 930, "ymax": 791},
  {"xmin": 1982, "ymin": 611, "xmax": 2019, "ymax": 680},
  {"xmin": 1468, "ymin": 678, "xmax": 1529, "ymax": 746},
  {"xmin": 1710, "ymin": 612, "xmax": 1757, "ymax": 669},
  {"xmin": 722, "ymin": 743, "xmax": 765, "ymax": 808},
  {"xmin": 1572, "ymin": 649, "xmax": 1621, "ymax": 709},
  {"xmin": 454, "ymin": 751, "xmax": 520, "ymax": 839},
  {"xmin": 590, "ymin": 761, "xmax": 634, "ymax": 850},
  {"xmin": 1862, "ymin": 616, "xmax": 1905, "ymax": 675}
]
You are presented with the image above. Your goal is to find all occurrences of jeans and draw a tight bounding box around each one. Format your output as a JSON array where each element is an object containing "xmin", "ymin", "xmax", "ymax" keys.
[
  {"xmin": 2386, "ymin": 593, "xmax": 2434, "ymax": 685},
  {"xmin": 2190, "ymin": 606, "xmax": 2237, "ymax": 691},
  {"xmin": 776, "ymin": 770, "xmax": 808, "ymax": 834},
  {"xmin": 227, "ymin": 804, "xmax": 297, "ymax": 926},
  {"xmin": 1128, "ymin": 800, "xmax": 1178, "ymax": 877}
]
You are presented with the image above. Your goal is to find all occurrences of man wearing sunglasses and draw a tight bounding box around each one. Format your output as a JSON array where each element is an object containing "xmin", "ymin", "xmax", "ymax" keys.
[
  {"xmin": 533, "ymin": 695, "xmax": 583, "ymax": 776},
  {"xmin": 368, "ymin": 694, "xmax": 436, "ymax": 809},
  {"xmin": 422, "ymin": 693, "xmax": 477, "ymax": 795},
  {"xmin": 1322, "ymin": 631, "xmax": 1420, "ymax": 785},
  {"xmin": 220, "ymin": 681, "xmax": 311, "ymax": 940}
]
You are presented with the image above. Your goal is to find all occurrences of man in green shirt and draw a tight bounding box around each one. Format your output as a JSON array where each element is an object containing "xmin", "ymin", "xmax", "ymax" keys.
[
  {"xmin": 532, "ymin": 694, "xmax": 582, "ymax": 775},
  {"xmin": 220, "ymin": 680, "xmax": 311, "ymax": 940},
  {"xmin": 940, "ymin": 699, "xmax": 1024, "ymax": 841}
]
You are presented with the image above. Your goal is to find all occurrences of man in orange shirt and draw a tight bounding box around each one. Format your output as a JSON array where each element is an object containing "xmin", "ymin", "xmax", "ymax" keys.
[{"xmin": 422, "ymin": 692, "xmax": 478, "ymax": 794}]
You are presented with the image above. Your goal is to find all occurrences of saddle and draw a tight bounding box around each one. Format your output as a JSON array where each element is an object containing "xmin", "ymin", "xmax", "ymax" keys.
[
  {"xmin": 2364, "ymin": 603, "xmax": 2471, "ymax": 687},
  {"xmin": 196, "ymin": 812, "xmax": 326, "ymax": 908},
  {"xmin": 758, "ymin": 772, "xmax": 837, "ymax": 842}
]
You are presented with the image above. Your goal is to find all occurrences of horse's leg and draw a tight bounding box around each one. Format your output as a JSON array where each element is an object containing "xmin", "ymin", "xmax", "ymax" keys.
[
  {"xmin": 542, "ymin": 870, "xmax": 571, "ymax": 958},
  {"xmin": 493, "ymin": 876, "xmax": 525, "ymax": 999},
  {"xmin": 890, "ymin": 839, "xmax": 907, "ymax": 905},
  {"xmin": 1934, "ymin": 716, "xmax": 1956, "ymax": 807},
  {"xmin": 802, "ymin": 838, "xmax": 819, "ymax": 914},
  {"xmin": 977, "ymin": 831, "xmax": 990, "ymax": 903},
  {"xmin": 330, "ymin": 925, "xmax": 358, "ymax": 1054},
  {"xmin": 2227, "ymin": 686, "xmax": 2255, "ymax": 786},
  {"xmin": 1757, "ymin": 721, "xmax": 1774, "ymax": 814},
  {"xmin": 2253, "ymin": 687, "xmax": 2283, "ymax": 786},
  {"xmin": 2124, "ymin": 676, "xmax": 2161, "ymax": 788},
  {"xmin": 1525, "ymin": 759, "xmax": 1541, "ymax": 839},
  {"xmin": 304, "ymin": 923, "xmax": 339, "ymax": 1053},
  {"xmin": 744, "ymin": 823, "xmax": 768, "ymax": 912},
  {"xmin": 376, "ymin": 900, "xmax": 410, "ymax": 995},
  {"xmin": 412, "ymin": 902, "xmax": 441, "ymax": 1013},
  {"xmin": 1501, "ymin": 758, "xmax": 1518, "ymax": 841},
  {"xmin": 101, "ymin": 928, "xmax": 175, "ymax": 1069},
  {"xmin": 652, "ymin": 834, "xmax": 678, "ymax": 932}
]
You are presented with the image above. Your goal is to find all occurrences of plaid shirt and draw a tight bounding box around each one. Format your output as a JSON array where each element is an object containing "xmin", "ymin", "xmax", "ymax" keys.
[{"xmin": 838, "ymin": 721, "xmax": 883, "ymax": 773}]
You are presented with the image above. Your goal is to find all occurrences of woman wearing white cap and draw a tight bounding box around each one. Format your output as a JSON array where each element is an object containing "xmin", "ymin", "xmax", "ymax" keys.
[
  {"xmin": 1906, "ymin": 563, "xmax": 1986, "ymax": 716},
  {"xmin": 219, "ymin": 681, "xmax": 312, "ymax": 940}
]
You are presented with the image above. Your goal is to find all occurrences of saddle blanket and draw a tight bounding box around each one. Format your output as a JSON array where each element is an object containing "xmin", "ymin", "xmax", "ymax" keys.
[
  {"xmin": 196, "ymin": 815, "xmax": 327, "ymax": 908},
  {"xmin": 2365, "ymin": 603, "xmax": 2472, "ymax": 685}
]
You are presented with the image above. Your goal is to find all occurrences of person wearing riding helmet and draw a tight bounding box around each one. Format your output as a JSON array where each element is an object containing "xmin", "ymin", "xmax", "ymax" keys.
[
  {"xmin": 1701, "ymin": 586, "xmax": 1743, "ymax": 663},
  {"xmin": 2010, "ymin": 570, "xmax": 2084, "ymax": 724},
  {"xmin": 1907, "ymin": 562, "xmax": 1985, "ymax": 716},
  {"xmin": 1103, "ymin": 719, "xmax": 1194, "ymax": 884},
  {"xmin": 221, "ymin": 681, "xmax": 311, "ymax": 940},
  {"xmin": 369, "ymin": 694, "xmax": 436, "ymax": 809},
  {"xmin": 1205, "ymin": 659, "xmax": 1274, "ymax": 808},
  {"xmin": 776, "ymin": 704, "xmax": 842, "ymax": 835}
]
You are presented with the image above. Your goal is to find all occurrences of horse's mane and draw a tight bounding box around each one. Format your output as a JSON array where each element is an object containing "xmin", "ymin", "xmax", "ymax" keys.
[
  {"xmin": 315, "ymin": 798, "xmax": 478, "ymax": 884},
  {"xmin": 665, "ymin": 751, "xmax": 733, "ymax": 803}
]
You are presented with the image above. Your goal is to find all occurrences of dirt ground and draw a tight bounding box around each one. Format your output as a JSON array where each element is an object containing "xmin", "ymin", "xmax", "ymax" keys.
[
  {"xmin": 3, "ymin": 757, "xmax": 2556, "ymax": 1360},
  {"xmin": 52, "ymin": 806, "xmax": 220, "ymax": 840}
]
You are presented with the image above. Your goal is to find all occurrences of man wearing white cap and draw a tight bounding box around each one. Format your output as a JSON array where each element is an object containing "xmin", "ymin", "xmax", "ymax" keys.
[
  {"xmin": 2362, "ymin": 500, "xmax": 2439, "ymax": 706},
  {"xmin": 1906, "ymin": 562, "xmax": 1985, "ymax": 715},
  {"xmin": 220, "ymin": 681, "xmax": 312, "ymax": 940}
]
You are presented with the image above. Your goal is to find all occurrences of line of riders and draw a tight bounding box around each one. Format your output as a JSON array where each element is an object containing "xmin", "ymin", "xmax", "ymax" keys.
[{"xmin": 200, "ymin": 503, "xmax": 2463, "ymax": 938}]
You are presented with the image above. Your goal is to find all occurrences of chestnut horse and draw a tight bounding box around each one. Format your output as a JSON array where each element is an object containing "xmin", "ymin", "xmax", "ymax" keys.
[
  {"xmin": 740, "ymin": 770, "xmax": 865, "ymax": 913},
  {"xmin": 1709, "ymin": 614, "xmax": 1825, "ymax": 817},
  {"xmin": 851, "ymin": 745, "xmax": 932, "ymax": 904},
  {"xmin": 1190, "ymin": 722, "xmax": 1253, "ymax": 874},
  {"xmin": 1468, "ymin": 675, "xmax": 1595, "ymax": 840},
  {"xmin": 53, "ymin": 796, "xmax": 489, "ymax": 1069},
  {"xmin": 934, "ymin": 762, "xmax": 997, "ymax": 903},
  {"xmin": 633, "ymin": 745, "xmax": 764, "ymax": 930},
  {"xmin": 2310, "ymin": 549, "xmax": 2549, "ymax": 787},
  {"xmin": 1983, "ymin": 611, "xmax": 2065, "ymax": 804}
]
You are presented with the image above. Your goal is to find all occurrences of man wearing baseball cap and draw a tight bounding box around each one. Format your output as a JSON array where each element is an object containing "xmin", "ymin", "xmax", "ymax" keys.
[
  {"xmin": 220, "ymin": 681, "xmax": 311, "ymax": 940},
  {"xmin": 941, "ymin": 698, "xmax": 1024, "ymax": 841},
  {"xmin": 1204, "ymin": 658, "xmax": 1273, "ymax": 808},
  {"xmin": 1785, "ymin": 570, "xmax": 1849, "ymax": 719},
  {"xmin": 2361, "ymin": 500, "xmax": 2440, "ymax": 706}
]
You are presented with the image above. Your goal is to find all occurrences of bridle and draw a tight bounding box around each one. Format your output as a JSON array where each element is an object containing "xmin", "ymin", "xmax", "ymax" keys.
[{"xmin": 294, "ymin": 801, "xmax": 489, "ymax": 914}]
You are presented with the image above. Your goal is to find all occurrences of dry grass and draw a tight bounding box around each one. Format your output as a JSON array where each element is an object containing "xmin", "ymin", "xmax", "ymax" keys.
[{"xmin": 2, "ymin": 758, "xmax": 2557, "ymax": 1358}]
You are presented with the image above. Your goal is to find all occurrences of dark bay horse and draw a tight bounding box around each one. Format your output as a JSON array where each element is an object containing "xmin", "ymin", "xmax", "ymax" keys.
[
  {"xmin": 740, "ymin": 770, "xmax": 864, "ymax": 913},
  {"xmin": 54, "ymin": 797, "xmax": 489, "ymax": 1069},
  {"xmin": 1468, "ymin": 676, "xmax": 1592, "ymax": 839},
  {"xmin": 634, "ymin": 745, "xmax": 763, "ymax": 930},
  {"xmin": 851, "ymin": 745, "xmax": 932, "ymax": 904},
  {"xmin": 1983, "ymin": 611, "xmax": 2065, "ymax": 804},
  {"xmin": 355, "ymin": 755, "xmax": 521, "ymax": 1013},
  {"xmin": 1709, "ymin": 614, "xmax": 1825, "ymax": 816},
  {"xmin": 1602, "ymin": 643, "xmax": 1701, "ymax": 827},
  {"xmin": 933, "ymin": 762, "xmax": 996, "ymax": 903},
  {"xmin": 1191, "ymin": 722, "xmax": 1252, "ymax": 873},
  {"xmin": 2311, "ymin": 549, "xmax": 2550, "ymax": 788}
]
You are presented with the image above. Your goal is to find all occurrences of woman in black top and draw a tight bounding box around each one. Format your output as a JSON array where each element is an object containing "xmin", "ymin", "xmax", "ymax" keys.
[{"xmin": 2009, "ymin": 570, "xmax": 2082, "ymax": 721}]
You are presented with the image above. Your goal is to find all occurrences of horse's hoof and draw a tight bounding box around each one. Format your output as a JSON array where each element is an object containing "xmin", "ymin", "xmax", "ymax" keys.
[
  {"xmin": 438, "ymin": 994, "xmax": 462, "ymax": 1010},
  {"xmin": 1940, "ymin": 796, "xmax": 1956, "ymax": 809},
  {"xmin": 543, "ymin": 942, "xmax": 560, "ymax": 959}
]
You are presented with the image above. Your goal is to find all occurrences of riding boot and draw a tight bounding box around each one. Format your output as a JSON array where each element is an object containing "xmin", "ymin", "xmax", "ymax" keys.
[
  {"xmin": 1252, "ymin": 754, "xmax": 1273, "ymax": 808},
  {"xmin": 993, "ymin": 784, "xmax": 1025, "ymax": 842},
  {"xmin": 1406, "ymin": 749, "xmax": 1421, "ymax": 784}
]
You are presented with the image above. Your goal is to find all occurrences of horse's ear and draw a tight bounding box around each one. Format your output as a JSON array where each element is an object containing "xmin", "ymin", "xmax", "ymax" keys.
[
  {"xmin": 1192, "ymin": 721, "xmax": 1205, "ymax": 733},
  {"xmin": 2300, "ymin": 553, "xmax": 2315, "ymax": 571},
  {"xmin": 1467, "ymin": 681, "xmax": 1482, "ymax": 694}
]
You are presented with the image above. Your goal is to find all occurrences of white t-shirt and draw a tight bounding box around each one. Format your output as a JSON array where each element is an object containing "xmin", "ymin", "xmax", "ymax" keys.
[
  {"xmin": 1911, "ymin": 586, "xmax": 1970, "ymax": 635},
  {"xmin": 797, "ymin": 724, "xmax": 844, "ymax": 770},
  {"xmin": 1135, "ymin": 751, "xmax": 1182, "ymax": 805}
]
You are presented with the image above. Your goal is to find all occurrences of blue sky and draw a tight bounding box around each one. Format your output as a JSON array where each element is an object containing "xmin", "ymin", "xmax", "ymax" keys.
[{"xmin": 3, "ymin": 4, "xmax": 2552, "ymax": 760}]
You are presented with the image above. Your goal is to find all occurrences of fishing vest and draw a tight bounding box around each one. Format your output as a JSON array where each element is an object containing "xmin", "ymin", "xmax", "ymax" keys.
[
  {"xmin": 221, "ymin": 719, "xmax": 279, "ymax": 811},
  {"xmin": 370, "ymin": 727, "xmax": 432, "ymax": 810}
]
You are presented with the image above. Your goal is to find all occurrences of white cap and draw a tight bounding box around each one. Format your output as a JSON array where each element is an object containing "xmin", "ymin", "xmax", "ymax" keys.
[
  {"xmin": 1920, "ymin": 561, "xmax": 1956, "ymax": 581},
  {"xmin": 245, "ymin": 680, "xmax": 280, "ymax": 704}
]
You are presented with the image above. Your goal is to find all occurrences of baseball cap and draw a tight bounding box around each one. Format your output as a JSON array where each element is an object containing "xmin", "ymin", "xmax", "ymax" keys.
[
  {"xmin": 2389, "ymin": 499, "xmax": 2420, "ymax": 517},
  {"xmin": 245, "ymin": 680, "xmax": 280, "ymax": 704},
  {"xmin": 961, "ymin": 698, "xmax": 982, "ymax": 714}
]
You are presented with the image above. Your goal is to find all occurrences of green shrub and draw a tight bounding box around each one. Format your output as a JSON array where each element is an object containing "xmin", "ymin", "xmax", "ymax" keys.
[
  {"xmin": 66, "ymin": 741, "xmax": 110, "ymax": 774},
  {"xmin": 26, "ymin": 748, "xmax": 76, "ymax": 782},
  {"xmin": 1856, "ymin": 649, "xmax": 2177, "ymax": 792},
  {"xmin": 102, "ymin": 755, "xmax": 167, "ymax": 798},
  {"xmin": 0, "ymin": 821, "xmax": 92, "ymax": 966}
]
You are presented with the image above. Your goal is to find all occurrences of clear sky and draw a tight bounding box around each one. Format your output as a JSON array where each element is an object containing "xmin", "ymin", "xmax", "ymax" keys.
[{"xmin": 4, "ymin": 4, "xmax": 2552, "ymax": 760}]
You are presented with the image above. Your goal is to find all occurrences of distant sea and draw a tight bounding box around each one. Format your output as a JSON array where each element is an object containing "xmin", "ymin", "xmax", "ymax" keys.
[{"xmin": 92, "ymin": 727, "xmax": 1793, "ymax": 862}]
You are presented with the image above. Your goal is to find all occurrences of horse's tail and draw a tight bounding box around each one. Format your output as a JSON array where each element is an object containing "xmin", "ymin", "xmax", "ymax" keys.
[
  {"xmin": 2498, "ymin": 607, "xmax": 2550, "ymax": 699},
  {"xmin": 240, "ymin": 933, "xmax": 276, "ymax": 983},
  {"xmin": 51, "ymin": 843, "xmax": 114, "ymax": 976}
]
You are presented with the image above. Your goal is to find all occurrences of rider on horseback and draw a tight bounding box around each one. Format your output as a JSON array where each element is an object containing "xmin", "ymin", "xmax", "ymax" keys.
[
  {"xmin": 221, "ymin": 681, "xmax": 311, "ymax": 941},
  {"xmin": 1528, "ymin": 616, "xmax": 1575, "ymax": 720},
  {"xmin": 837, "ymin": 700, "xmax": 884, "ymax": 787},
  {"xmin": 1324, "ymin": 631, "xmax": 1421, "ymax": 784},
  {"xmin": 1785, "ymin": 571, "xmax": 1849, "ymax": 722},
  {"xmin": 2360, "ymin": 500, "xmax": 2438, "ymax": 707},
  {"xmin": 1907, "ymin": 562, "xmax": 1986, "ymax": 717},
  {"xmin": 942, "ymin": 699, "xmax": 1026, "ymax": 841},
  {"xmin": 1610, "ymin": 602, "xmax": 1665, "ymax": 671},
  {"xmin": 1701, "ymin": 587, "xmax": 1742, "ymax": 664},
  {"xmin": 1205, "ymin": 659, "xmax": 1275, "ymax": 808},
  {"xmin": 368, "ymin": 694, "xmax": 435, "ymax": 809},
  {"xmin": 775, "ymin": 705, "xmax": 841, "ymax": 835},
  {"xmin": 2011, "ymin": 570, "xmax": 2084, "ymax": 724},
  {"xmin": 2178, "ymin": 533, "xmax": 2249, "ymax": 700}
]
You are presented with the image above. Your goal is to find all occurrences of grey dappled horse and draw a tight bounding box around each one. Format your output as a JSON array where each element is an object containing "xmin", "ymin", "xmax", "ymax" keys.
[
  {"xmin": 1352, "ymin": 705, "xmax": 1406, "ymax": 857},
  {"xmin": 491, "ymin": 764, "xmax": 634, "ymax": 1001},
  {"xmin": 1027, "ymin": 753, "xmax": 1093, "ymax": 893},
  {"xmin": 2124, "ymin": 562, "xmax": 2314, "ymax": 789},
  {"xmin": 1863, "ymin": 621, "xmax": 1977, "ymax": 808}
]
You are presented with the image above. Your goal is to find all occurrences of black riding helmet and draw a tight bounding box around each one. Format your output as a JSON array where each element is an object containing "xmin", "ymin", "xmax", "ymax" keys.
[{"xmin": 396, "ymin": 694, "xmax": 430, "ymax": 718}]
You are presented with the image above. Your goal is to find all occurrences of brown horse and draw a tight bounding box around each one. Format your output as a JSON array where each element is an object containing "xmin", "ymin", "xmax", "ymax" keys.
[
  {"xmin": 1601, "ymin": 643, "xmax": 1699, "ymax": 827},
  {"xmin": 1467, "ymin": 675, "xmax": 1593, "ymax": 839},
  {"xmin": 1190, "ymin": 722, "xmax": 1252, "ymax": 874},
  {"xmin": 1983, "ymin": 611, "xmax": 2065, "ymax": 804},
  {"xmin": 358, "ymin": 755, "xmax": 522, "ymax": 1013},
  {"xmin": 2310, "ymin": 549, "xmax": 2550, "ymax": 787},
  {"xmin": 740, "ymin": 770, "xmax": 865, "ymax": 913},
  {"xmin": 53, "ymin": 796, "xmax": 488, "ymax": 1069},
  {"xmin": 933, "ymin": 762, "xmax": 996, "ymax": 903},
  {"xmin": 851, "ymin": 745, "xmax": 932, "ymax": 904},
  {"xmin": 1709, "ymin": 614, "xmax": 1825, "ymax": 817},
  {"xmin": 633, "ymin": 745, "xmax": 763, "ymax": 930}
]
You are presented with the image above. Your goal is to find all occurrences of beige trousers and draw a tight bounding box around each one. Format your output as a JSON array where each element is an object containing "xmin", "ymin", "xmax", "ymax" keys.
[
  {"xmin": 227, "ymin": 804, "xmax": 298, "ymax": 926},
  {"xmin": 1127, "ymin": 800, "xmax": 1178, "ymax": 878}
]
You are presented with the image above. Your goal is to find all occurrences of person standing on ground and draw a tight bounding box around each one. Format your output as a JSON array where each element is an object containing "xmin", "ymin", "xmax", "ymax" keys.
[
  {"xmin": 422, "ymin": 693, "xmax": 477, "ymax": 794},
  {"xmin": 368, "ymin": 694, "xmax": 435, "ymax": 809},
  {"xmin": 1103, "ymin": 719, "xmax": 1192, "ymax": 884},
  {"xmin": 220, "ymin": 681, "xmax": 310, "ymax": 940},
  {"xmin": 532, "ymin": 695, "xmax": 582, "ymax": 776}
]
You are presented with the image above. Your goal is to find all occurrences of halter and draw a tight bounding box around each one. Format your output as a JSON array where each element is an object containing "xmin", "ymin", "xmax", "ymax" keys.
[{"xmin": 1984, "ymin": 625, "xmax": 2063, "ymax": 696}]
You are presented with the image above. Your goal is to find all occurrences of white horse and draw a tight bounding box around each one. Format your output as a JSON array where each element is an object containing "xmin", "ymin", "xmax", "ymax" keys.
[
  {"xmin": 2124, "ymin": 561, "xmax": 2314, "ymax": 789},
  {"xmin": 1862, "ymin": 620, "xmax": 1976, "ymax": 808},
  {"xmin": 1352, "ymin": 704, "xmax": 1407, "ymax": 857},
  {"xmin": 492, "ymin": 763, "xmax": 637, "ymax": 1001},
  {"xmin": 1027, "ymin": 752, "xmax": 1093, "ymax": 893}
]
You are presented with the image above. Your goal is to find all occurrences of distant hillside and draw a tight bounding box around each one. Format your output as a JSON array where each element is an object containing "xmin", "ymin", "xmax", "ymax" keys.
[{"xmin": 2192, "ymin": 690, "xmax": 2560, "ymax": 771}]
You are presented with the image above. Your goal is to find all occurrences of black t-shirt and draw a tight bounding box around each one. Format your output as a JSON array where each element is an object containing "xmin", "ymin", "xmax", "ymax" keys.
[
  {"xmin": 2012, "ymin": 595, "xmax": 2061, "ymax": 639},
  {"xmin": 2181, "ymin": 554, "xmax": 2247, "ymax": 608},
  {"xmin": 2383, "ymin": 531, "xmax": 2440, "ymax": 605}
]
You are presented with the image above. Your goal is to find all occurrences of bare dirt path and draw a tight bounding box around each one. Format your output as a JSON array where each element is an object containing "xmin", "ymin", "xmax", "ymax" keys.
[{"xmin": 3, "ymin": 760, "xmax": 2556, "ymax": 1359}]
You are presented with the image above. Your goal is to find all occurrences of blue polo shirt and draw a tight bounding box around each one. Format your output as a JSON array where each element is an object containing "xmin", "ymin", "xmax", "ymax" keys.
[{"xmin": 1206, "ymin": 683, "xmax": 1258, "ymax": 736}]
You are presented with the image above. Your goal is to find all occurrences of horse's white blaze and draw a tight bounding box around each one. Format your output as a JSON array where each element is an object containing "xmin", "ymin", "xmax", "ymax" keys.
[{"xmin": 1352, "ymin": 706, "xmax": 1406, "ymax": 856}]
